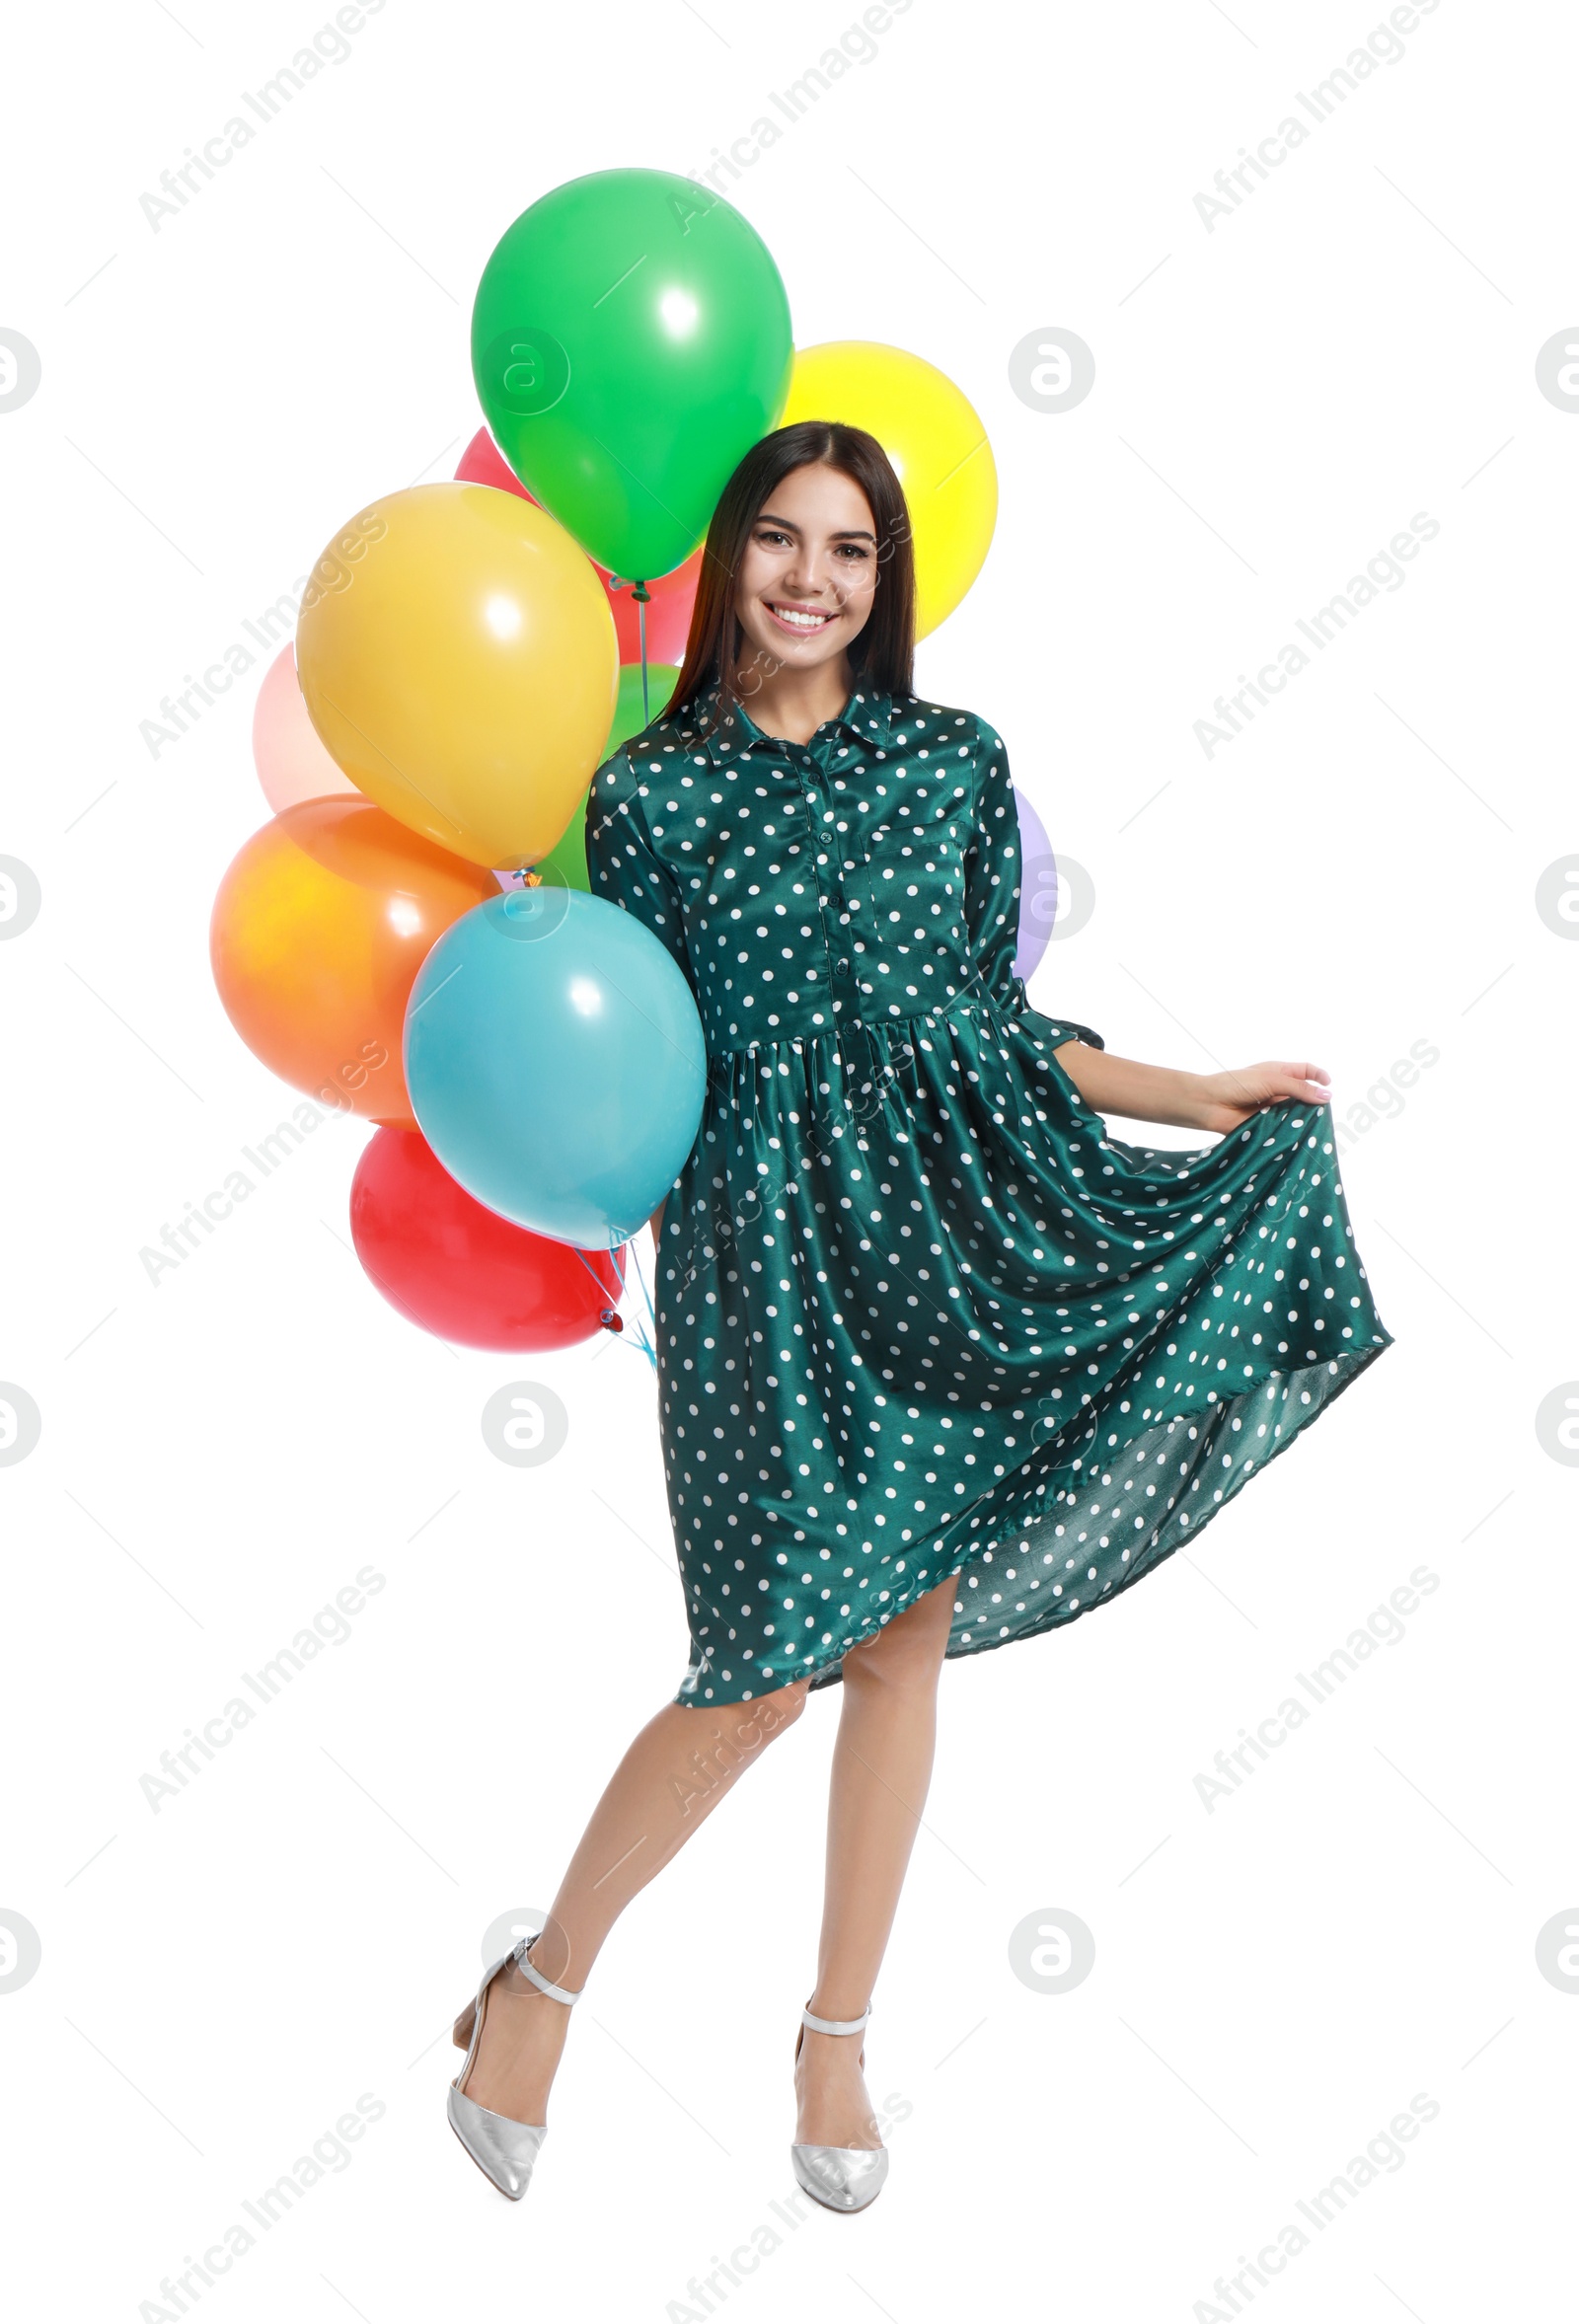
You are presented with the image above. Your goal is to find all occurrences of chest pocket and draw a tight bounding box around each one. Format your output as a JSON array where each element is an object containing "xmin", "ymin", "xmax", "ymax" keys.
[{"xmin": 860, "ymin": 812, "xmax": 969, "ymax": 950}]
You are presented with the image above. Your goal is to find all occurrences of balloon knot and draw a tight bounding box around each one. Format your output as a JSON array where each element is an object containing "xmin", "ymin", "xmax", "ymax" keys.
[
  {"xmin": 599, "ymin": 1310, "xmax": 624, "ymax": 1334},
  {"xmin": 523, "ymin": 870, "xmax": 543, "ymax": 886},
  {"xmin": 630, "ymin": 581, "xmax": 651, "ymax": 603}
]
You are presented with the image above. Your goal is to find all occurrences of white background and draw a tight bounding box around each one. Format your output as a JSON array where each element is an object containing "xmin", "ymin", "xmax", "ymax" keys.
[{"xmin": 2, "ymin": 2, "xmax": 1574, "ymax": 2317}]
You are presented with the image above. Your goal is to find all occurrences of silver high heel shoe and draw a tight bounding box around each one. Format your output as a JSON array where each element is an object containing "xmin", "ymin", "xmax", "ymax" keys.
[
  {"xmin": 790, "ymin": 1999, "xmax": 889, "ymax": 2213},
  {"xmin": 447, "ymin": 1932, "xmax": 583, "ymax": 2201}
]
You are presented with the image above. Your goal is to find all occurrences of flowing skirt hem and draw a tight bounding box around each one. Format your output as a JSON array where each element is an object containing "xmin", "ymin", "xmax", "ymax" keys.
[{"xmin": 670, "ymin": 1325, "xmax": 1394, "ymax": 1706}]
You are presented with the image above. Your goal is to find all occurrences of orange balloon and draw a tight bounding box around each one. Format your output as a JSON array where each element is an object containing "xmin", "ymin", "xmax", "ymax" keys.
[
  {"xmin": 253, "ymin": 641, "xmax": 358, "ymax": 814},
  {"xmin": 210, "ymin": 798, "xmax": 495, "ymax": 1126}
]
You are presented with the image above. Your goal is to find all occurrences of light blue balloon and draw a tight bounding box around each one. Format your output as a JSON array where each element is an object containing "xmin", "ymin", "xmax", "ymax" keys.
[{"xmin": 404, "ymin": 888, "xmax": 708, "ymax": 1249}]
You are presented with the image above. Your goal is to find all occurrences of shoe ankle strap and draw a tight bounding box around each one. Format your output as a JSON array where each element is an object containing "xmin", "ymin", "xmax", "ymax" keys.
[
  {"xmin": 512, "ymin": 1934, "xmax": 583, "ymax": 2006},
  {"xmin": 801, "ymin": 2001, "xmax": 871, "ymax": 2037}
]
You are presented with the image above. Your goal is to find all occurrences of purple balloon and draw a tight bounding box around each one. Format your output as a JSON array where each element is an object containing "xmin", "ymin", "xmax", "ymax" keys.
[{"xmin": 1014, "ymin": 786, "xmax": 1059, "ymax": 981}]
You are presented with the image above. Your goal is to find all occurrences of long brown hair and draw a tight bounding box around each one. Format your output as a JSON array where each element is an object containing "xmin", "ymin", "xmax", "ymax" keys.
[{"xmin": 667, "ymin": 420, "xmax": 916, "ymax": 726}]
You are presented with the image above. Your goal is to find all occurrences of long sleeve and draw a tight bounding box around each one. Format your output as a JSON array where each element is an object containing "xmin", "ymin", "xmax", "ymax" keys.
[
  {"xmin": 961, "ymin": 718, "xmax": 1025, "ymax": 1010},
  {"xmin": 583, "ymin": 744, "xmax": 695, "ymax": 985},
  {"xmin": 964, "ymin": 719, "xmax": 1106, "ymax": 1052}
]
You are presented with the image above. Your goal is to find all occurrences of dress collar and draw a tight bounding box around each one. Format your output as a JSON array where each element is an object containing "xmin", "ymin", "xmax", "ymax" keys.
[{"xmin": 686, "ymin": 679, "xmax": 900, "ymax": 765}]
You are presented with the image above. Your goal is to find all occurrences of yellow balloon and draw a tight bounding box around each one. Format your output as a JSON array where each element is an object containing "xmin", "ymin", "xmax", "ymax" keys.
[
  {"xmin": 295, "ymin": 483, "xmax": 618, "ymax": 869},
  {"xmin": 780, "ymin": 342, "xmax": 998, "ymax": 639}
]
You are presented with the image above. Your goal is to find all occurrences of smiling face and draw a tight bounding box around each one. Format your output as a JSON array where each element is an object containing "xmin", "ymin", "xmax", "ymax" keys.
[{"xmin": 730, "ymin": 461, "xmax": 880, "ymax": 687}]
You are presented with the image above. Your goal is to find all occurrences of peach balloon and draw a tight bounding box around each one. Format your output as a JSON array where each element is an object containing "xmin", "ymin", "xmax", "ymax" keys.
[
  {"xmin": 210, "ymin": 797, "xmax": 495, "ymax": 1127},
  {"xmin": 252, "ymin": 641, "xmax": 359, "ymax": 814}
]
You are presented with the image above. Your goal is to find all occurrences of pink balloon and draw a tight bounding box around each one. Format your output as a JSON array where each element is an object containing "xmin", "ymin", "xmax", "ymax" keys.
[{"xmin": 253, "ymin": 641, "xmax": 359, "ymax": 814}]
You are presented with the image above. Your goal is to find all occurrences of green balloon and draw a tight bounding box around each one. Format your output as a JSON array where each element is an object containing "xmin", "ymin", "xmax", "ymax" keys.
[
  {"xmin": 608, "ymin": 660, "xmax": 678, "ymax": 756},
  {"xmin": 472, "ymin": 170, "xmax": 792, "ymax": 581},
  {"xmin": 536, "ymin": 664, "xmax": 679, "ymax": 891},
  {"xmin": 533, "ymin": 806, "xmax": 592, "ymax": 894}
]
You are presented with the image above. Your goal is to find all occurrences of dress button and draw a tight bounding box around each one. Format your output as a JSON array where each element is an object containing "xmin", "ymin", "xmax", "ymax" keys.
[{"xmin": 834, "ymin": 957, "xmax": 852, "ymax": 980}]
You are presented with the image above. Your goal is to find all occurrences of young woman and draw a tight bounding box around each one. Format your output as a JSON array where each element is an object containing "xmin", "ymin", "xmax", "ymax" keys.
[{"xmin": 446, "ymin": 419, "xmax": 1394, "ymax": 2211}]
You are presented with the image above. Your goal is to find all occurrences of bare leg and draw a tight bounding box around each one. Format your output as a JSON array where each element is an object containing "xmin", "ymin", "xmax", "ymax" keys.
[
  {"xmin": 795, "ymin": 1570, "xmax": 956, "ymax": 2147},
  {"xmin": 462, "ymin": 1679, "xmax": 808, "ymax": 2124}
]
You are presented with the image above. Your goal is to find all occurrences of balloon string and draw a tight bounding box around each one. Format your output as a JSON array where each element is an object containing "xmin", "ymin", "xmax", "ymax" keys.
[
  {"xmin": 624, "ymin": 1235, "xmax": 658, "ymax": 1373},
  {"xmin": 574, "ymin": 1238, "xmax": 657, "ymax": 1374},
  {"xmin": 629, "ymin": 1233, "xmax": 658, "ymax": 1338},
  {"xmin": 633, "ymin": 581, "xmax": 650, "ymax": 723},
  {"xmin": 575, "ymin": 1243, "xmax": 625, "ymax": 1337}
]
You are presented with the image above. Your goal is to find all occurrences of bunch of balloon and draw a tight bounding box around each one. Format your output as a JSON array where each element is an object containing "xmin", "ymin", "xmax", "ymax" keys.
[
  {"xmin": 211, "ymin": 487, "xmax": 642, "ymax": 1352},
  {"xmin": 205, "ymin": 166, "xmax": 796, "ymax": 1352}
]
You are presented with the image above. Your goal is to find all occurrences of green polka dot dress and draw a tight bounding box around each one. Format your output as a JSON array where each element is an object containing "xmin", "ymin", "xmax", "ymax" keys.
[{"xmin": 584, "ymin": 683, "xmax": 1394, "ymax": 1707}]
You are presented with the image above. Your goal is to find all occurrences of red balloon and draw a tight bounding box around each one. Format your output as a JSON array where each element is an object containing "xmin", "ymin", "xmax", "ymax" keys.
[
  {"xmin": 455, "ymin": 423, "xmax": 532, "ymax": 498},
  {"xmin": 455, "ymin": 427, "xmax": 704, "ymax": 665},
  {"xmin": 350, "ymin": 1126, "xmax": 624, "ymax": 1350}
]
